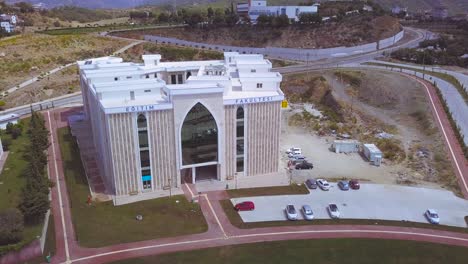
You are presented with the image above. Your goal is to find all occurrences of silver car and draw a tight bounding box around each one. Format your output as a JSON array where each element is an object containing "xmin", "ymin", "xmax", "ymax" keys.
[
  {"xmin": 302, "ymin": 205, "xmax": 314, "ymax": 221},
  {"xmin": 286, "ymin": 204, "xmax": 298, "ymax": 220}
]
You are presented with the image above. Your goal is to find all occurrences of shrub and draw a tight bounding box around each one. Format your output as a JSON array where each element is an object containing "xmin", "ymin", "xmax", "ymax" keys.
[
  {"xmin": 1, "ymin": 138, "xmax": 12, "ymax": 151},
  {"xmin": 0, "ymin": 209, "xmax": 24, "ymax": 246}
]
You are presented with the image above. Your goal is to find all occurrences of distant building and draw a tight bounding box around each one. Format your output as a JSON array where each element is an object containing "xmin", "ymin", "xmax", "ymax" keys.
[
  {"xmin": 362, "ymin": 5, "xmax": 373, "ymax": 12},
  {"xmin": 0, "ymin": 14, "xmax": 17, "ymax": 33},
  {"xmin": 246, "ymin": 0, "xmax": 319, "ymax": 23},
  {"xmin": 432, "ymin": 5, "xmax": 448, "ymax": 19},
  {"xmin": 32, "ymin": 3, "xmax": 47, "ymax": 11},
  {"xmin": 391, "ymin": 6, "xmax": 407, "ymax": 15},
  {"xmin": 236, "ymin": 2, "xmax": 250, "ymax": 15}
]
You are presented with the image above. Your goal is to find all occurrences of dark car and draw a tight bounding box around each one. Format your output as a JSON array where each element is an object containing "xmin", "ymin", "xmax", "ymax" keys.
[
  {"xmin": 295, "ymin": 162, "xmax": 314, "ymax": 170},
  {"xmin": 305, "ymin": 179, "xmax": 318, "ymax": 189},
  {"xmin": 349, "ymin": 179, "xmax": 360, "ymax": 190},
  {"xmin": 234, "ymin": 201, "xmax": 255, "ymax": 211},
  {"xmin": 338, "ymin": 180, "xmax": 350, "ymax": 191}
]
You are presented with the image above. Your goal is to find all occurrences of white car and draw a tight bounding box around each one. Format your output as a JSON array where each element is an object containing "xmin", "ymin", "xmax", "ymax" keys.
[
  {"xmin": 327, "ymin": 204, "xmax": 340, "ymax": 219},
  {"xmin": 302, "ymin": 205, "xmax": 314, "ymax": 221},
  {"xmin": 425, "ymin": 209, "xmax": 440, "ymax": 224},
  {"xmin": 286, "ymin": 204, "xmax": 298, "ymax": 220},
  {"xmin": 317, "ymin": 179, "xmax": 331, "ymax": 191},
  {"xmin": 286, "ymin": 147, "xmax": 302, "ymax": 155}
]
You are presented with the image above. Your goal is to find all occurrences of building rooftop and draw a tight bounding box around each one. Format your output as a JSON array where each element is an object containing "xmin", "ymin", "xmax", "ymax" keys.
[
  {"xmin": 363, "ymin": 143, "xmax": 382, "ymax": 153},
  {"xmin": 78, "ymin": 52, "xmax": 283, "ymax": 114}
]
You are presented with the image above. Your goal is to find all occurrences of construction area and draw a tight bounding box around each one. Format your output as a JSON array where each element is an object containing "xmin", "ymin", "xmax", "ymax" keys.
[{"xmin": 280, "ymin": 69, "xmax": 458, "ymax": 193}]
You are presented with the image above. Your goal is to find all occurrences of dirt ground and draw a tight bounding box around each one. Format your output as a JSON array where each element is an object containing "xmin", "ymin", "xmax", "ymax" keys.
[
  {"xmin": 280, "ymin": 69, "xmax": 457, "ymax": 193},
  {"xmin": 0, "ymin": 33, "xmax": 131, "ymax": 92},
  {"xmin": 2, "ymin": 65, "xmax": 79, "ymax": 108}
]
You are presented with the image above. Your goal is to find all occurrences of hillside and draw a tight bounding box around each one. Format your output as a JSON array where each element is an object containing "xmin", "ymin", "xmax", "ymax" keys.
[
  {"xmin": 113, "ymin": 15, "xmax": 401, "ymax": 49},
  {"xmin": 5, "ymin": 0, "xmax": 468, "ymax": 14}
]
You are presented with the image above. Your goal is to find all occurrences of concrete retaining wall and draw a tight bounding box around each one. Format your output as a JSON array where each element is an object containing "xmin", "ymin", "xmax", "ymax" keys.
[{"xmin": 144, "ymin": 30, "xmax": 404, "ymax": 61}]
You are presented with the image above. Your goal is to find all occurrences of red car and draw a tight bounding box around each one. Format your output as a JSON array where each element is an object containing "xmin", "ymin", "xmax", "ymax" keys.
[
  {"xmin": 349, "ymin": 179, "xmax": 360, "ymax": 190},
  {"xmin": 234, "ymin": 201, "xmax": 255, "ymax": 211}
]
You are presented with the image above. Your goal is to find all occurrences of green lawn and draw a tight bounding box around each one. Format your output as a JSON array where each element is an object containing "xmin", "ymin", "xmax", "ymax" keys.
[
  {"xmin": 0, "ymin": 124, "xmax": 30, "ymax": 211},
  {"xmin": 227, "ymin": 184, "xmax": 309, "ymax": 198},
  {"xmin": 220, "ymin": 200, "xmax": 468, "ymax": 233},
  {"xmin": 26, "ymin": 214, "xmax": 56, "ymax": 264},
  {"xmin": 57, "ymin": 127, "xmax": 208, "ymax": 248},
  {"xmin": 0, "ymin": 119, "xmax": 44, "ymax": 255},
  {"xmin": 109, "ymin": 238, "xmax": 468, "ymax": 264}
]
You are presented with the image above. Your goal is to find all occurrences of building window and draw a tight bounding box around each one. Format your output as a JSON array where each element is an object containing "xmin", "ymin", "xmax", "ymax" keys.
[
  {"xmin": 171, "ymin": 74, "xmax": 176, "ymax": 84},
  {"xmin": 256, "ymin": 83, "xmax": 263, "ymax": 88},
  {"xmin": 145, "ymin": 74, "xmax": 149, "ymax": 79},
  {"xmin": 236, "ymin": 107, "xmax": 245, "ymax": 173},
  {"xmin": 144, "ymin": 89, "xmax": 151, "ymax": 93},
  {"xmin": 181, "ymin": 103, "xmax": 218, "ymax": 165},
  {"xmin": 130, "ymin": 91, "xmax": 135, "ymax": 100},
  {"xmin": 251, "ymin": 69, "xmax": 256, "ymax": 73},
  {"xmin": 137, "ymin": 114, "xmax": 152, "ymax": 190},
  {"xmin": 177, "ymin": 74, "xmax": 183, "ymax": 84},
  {"xmin": 126, "ymin": 76, "xmax": 132, "ymax": 79},
  {"xmin": 186, "ymin": 72, "xmax": 192, "ymax": 79}
]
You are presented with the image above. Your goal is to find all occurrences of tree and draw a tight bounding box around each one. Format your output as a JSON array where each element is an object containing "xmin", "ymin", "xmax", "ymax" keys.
[
  {"xmin": 18, "ymin": 109, "xmax": 50, "ymax": 224},
  {"xmin": 299, "ymin": 13, "xmax": 321, "ymax": 24},
  {"xmin": 272, "ymin": 14, "xmax": 289, "ymax": 28},
  {"xmin": 14, "ymin": 2, "xmax": 34, "ymax": 13},
  {"xmin": 19, "ymin": 180, "xmax": 50, "ymax": 224},
  {"xmin": 212, "ymin": 9, "xmax": 225, "ymax": 25},
  {"xmin": 158, "ymin": 12, "xmax": 169, "ymax": 23},
  {"xmin": 0, "ymin": 209, "xmax": 24, "ymax": 245},
  {"xmin": 207, "ymin": 7, "xmax": 214, "ymax": 19},
  {"xmin": 256, "ymin": 14, "xmax": 273, "ymax": 26}
]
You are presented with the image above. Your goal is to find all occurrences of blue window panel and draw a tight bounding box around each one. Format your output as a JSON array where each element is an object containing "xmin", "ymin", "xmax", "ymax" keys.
[{"xmin": 142, "ymin": 175, "xmax": 151, "ymax": 181}]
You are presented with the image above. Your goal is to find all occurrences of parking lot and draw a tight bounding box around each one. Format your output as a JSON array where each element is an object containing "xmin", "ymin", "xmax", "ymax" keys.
[{"xmin": 230, "ymin": 183, "xmax": 468, "ymax": 227}]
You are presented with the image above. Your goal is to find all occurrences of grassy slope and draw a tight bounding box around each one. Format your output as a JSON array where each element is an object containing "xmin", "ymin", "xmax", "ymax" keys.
[
  {"xmin": 57, "ymin": 127, "xmax": 208, "ymax": 248},
  {"xmin": 0, "ymin": 119, "xmax": 43, "ymax": 253},
  {"xmin": 110, "ymin": 238, "xmax": 468, "ymax": 264}
]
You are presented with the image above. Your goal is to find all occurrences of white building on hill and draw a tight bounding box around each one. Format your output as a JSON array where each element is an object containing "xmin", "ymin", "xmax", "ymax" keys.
[
  {"xmin": 0, "ymin": 14, "xmax": 17, "ymax": 33},
  {"xmin": 245, "ymin": 0, "xmax": 318, "ymax": 23}
]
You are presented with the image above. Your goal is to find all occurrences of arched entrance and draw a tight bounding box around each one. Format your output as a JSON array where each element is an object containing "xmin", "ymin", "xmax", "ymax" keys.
[{"xmin": 180, "ymin": 103, "xmax": 218, "ymax": 183}]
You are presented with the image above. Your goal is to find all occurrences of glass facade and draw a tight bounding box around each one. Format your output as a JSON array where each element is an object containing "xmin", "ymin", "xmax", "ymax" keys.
[
  {"xmin": 137, "ymin": 114, "xmax": 152, "ymax": 190},
  {"xmin": 181, "ymin": 103, "xmax": 218, "ymax": 165},
  {"xmin": 236, "ymin": 107, "xmax": 244, "ymax": 172}
]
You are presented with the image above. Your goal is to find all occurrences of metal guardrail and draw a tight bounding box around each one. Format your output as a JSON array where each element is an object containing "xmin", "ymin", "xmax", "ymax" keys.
[{"xmin": 0, "ymin": 92, "xmax": 82, "ymax": 118}]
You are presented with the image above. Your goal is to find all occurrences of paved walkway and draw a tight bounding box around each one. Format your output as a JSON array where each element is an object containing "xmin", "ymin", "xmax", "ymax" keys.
[{"xmin": 405, "ymin": 75, "xmax": 468, "ymax": 198}]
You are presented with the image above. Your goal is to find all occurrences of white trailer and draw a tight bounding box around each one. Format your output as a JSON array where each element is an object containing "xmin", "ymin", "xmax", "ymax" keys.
[
  {"xmin": 331, "ymin": 140, "xmax": 360, "ymax": 153},
  {"xmin": 363, "ymin": 144, "xmax": 383, "ymax": 166}
]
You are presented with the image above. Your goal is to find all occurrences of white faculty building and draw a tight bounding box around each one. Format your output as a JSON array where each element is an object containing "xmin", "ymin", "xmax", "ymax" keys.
[{"xmin": 78, "ymin": 52, "xmax": 284, "ymax": 205}]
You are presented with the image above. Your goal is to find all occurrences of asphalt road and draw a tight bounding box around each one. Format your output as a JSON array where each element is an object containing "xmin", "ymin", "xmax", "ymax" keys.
[{"xmin": 231, "ymin": 183, "xmax": 468, "ymax": 227}]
